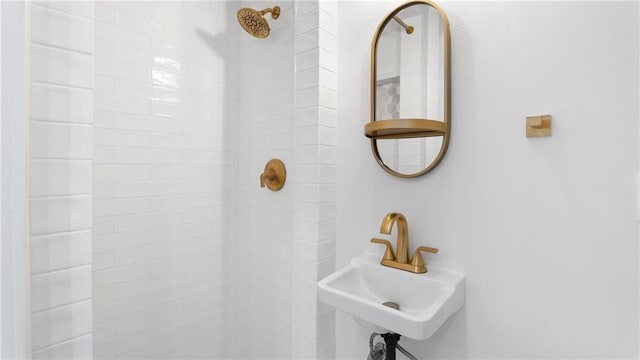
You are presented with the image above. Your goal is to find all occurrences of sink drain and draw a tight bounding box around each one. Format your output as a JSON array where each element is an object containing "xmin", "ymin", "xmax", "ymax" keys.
[{"xmin": 382, "ymin": 301, "xmax": 400, "ymax": 310}]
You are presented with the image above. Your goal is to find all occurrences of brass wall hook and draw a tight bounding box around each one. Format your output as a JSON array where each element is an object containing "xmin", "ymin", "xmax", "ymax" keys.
[
  {"xmin": 526, "ymin": 115, "xmax": 552, "ymax": 137},
  {"xmin": 260, "ymin": 159, "xmax": 286, "ymax": 191}
]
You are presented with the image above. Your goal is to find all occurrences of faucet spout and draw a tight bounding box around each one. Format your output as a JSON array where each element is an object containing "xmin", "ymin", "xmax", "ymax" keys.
[{"xmin": 379, "ymin": 212, "xmax": 409, "ymax": 264}]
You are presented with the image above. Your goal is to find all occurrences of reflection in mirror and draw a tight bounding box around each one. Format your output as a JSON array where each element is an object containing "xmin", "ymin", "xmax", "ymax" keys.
[
  {"xmin": 376, "ymin": 137, "xmax": 443, "ymax": 176},
  {"xmin": 375, "ymin": 4, "xmax": 444, "ymax": 122}
]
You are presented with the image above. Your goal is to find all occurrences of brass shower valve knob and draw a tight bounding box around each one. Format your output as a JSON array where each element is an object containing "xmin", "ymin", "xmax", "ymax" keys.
[{"xmin": 260, "ymin": 159, "xmax": 286, "ymax": 191}]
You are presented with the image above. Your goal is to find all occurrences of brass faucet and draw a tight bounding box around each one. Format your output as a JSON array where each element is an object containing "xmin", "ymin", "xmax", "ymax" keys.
[{"xmin": 370, "ymin": 212, "xmax": 438, "ymax": 273}]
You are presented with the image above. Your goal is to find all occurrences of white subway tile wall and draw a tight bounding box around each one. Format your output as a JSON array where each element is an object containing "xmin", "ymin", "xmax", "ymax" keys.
[
  {"xmin": 25, "ymin": 0, "xmax": 338, "ymax": 357},
  {"xmin": 292, "ymin": 1, "xmax": 338, "ymax": 358},
  {"xmin": 91, "ymin": 1, "xmax": 236, "ymax": 358},
  {"xmin": 230, "ymin": 0, "xmax": 295, "ymax": 357},
  {"xmin": 29, "ymin": 1, "xmax": 95, "ymax": 358},
  {"xmin": 17, "ymin": 1, "xmax": 344, "ymax": 358}
]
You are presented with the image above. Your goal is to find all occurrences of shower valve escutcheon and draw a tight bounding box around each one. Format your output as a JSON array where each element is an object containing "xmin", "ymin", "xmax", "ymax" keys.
[
  {"xmin": 370, "ymin": 213, "xmax": 438, "ymax": 273},
  {"xmin": 260, "ymin": 159, "xmax": 286, "ymax": 191}
]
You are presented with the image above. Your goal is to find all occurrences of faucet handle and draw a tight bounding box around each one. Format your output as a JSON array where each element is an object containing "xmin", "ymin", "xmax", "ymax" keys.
[
  {"xmin": 410, "ymin": 246, "xmax": 439, "ymax": 273},
  {"xmin": 260, "ymin": 169, "xmax": 276, "ymax": 187},
  {"xmin": 260, "ymin": 159, "xmax": 286, "ymax": 191},
  {"xmin": 370, "ymin": 238, "xmax": 395, "ymax": 261}
]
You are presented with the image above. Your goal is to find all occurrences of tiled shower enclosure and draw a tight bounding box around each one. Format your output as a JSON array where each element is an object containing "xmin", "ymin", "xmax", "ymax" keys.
[{"xmin": 27, "ymin": 1, "xmax": 337, "ymax": 358}]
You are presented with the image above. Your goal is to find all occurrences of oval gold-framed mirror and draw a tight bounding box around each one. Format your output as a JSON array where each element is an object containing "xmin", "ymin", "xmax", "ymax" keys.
[{"xmin": 365, "ymin": 0, "xmax": 451, "ymax": 178}]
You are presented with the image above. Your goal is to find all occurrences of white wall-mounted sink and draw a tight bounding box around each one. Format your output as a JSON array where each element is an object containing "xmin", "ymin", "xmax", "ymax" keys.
[{"xmin": 318, "ymin": 253, "xmax": 465, "ymax": 340}]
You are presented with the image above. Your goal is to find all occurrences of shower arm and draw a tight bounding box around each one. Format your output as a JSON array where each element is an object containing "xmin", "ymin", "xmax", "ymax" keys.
[
  {"xmin": 392, "ymin": 16, "xmax": 414, "ymax": 34},
  {"xmin": 260, "ymin": 7, "xmax": 280, "ymax": 19}
]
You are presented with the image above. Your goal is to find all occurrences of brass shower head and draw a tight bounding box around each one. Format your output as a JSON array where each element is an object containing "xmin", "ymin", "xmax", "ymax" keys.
[{"xmin": 237, "ymin": 6, "xmax": 281, "ymax": 38}]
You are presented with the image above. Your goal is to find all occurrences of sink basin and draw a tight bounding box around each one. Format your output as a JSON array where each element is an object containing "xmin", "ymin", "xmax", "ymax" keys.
[{"xmin": 318, "ymin": 252, "xmax": 465, "ymax": 340}]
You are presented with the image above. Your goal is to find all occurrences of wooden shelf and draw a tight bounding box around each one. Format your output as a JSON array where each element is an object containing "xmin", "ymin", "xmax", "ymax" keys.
[{"xmin": 364, "ymin": 119, "xmax": 447, "ymax": 140}]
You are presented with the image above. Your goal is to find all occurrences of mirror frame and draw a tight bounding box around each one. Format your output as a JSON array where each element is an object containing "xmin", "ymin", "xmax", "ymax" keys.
[{"xmin": 369, "ymin": 0, "xmax": 451, "ymax": 178}]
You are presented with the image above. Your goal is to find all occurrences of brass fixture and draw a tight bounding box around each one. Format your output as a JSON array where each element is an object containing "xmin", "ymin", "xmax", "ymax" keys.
[
  {"xmin": 368, "ymin": 0, "xmax": 451, "ymax": 178},
  {"xmin": 526, "ymin": 115, "xmax": 552, "ymax": 137},
  {"xmin": 380, "ymin": 212, "xmax": 409, "ymax": 263},
  {"xmin": 370, "ymin": 212, "xmax": 438, "ymax": 273},
  {"xmin": 260, "ymin": 159, "xmax": 286, "ymax": 191},
  {"xmin": 392, "ymin": 16, "xmax": 414, "ymax": 34},
  {"xmin": 237, "ymin": 6, "xmax": 281, "ymax": 38}
]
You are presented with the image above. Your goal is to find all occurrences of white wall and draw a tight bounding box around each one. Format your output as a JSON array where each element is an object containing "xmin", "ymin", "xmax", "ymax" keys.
[
  {"xmin": 337, "ymin": 1, "xmax": 639, "ymax": 358},
  {"xmin": 91, "ymin": 2, "xmax": 236, "ymax": 358},
  {"xmin": 1, "ymin": 3, "xmax": 3, "ymax": 351},
  {"xmin": 28, "ymin": 1, "xmax": 95, "ymax": 358},
  {"xmin": 1, "ymin": 1, "xmax": 30, "ymax": 358},
  {"xmin": 1, "ymin": 4, "xmax": 3, "ymax": 351}
]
